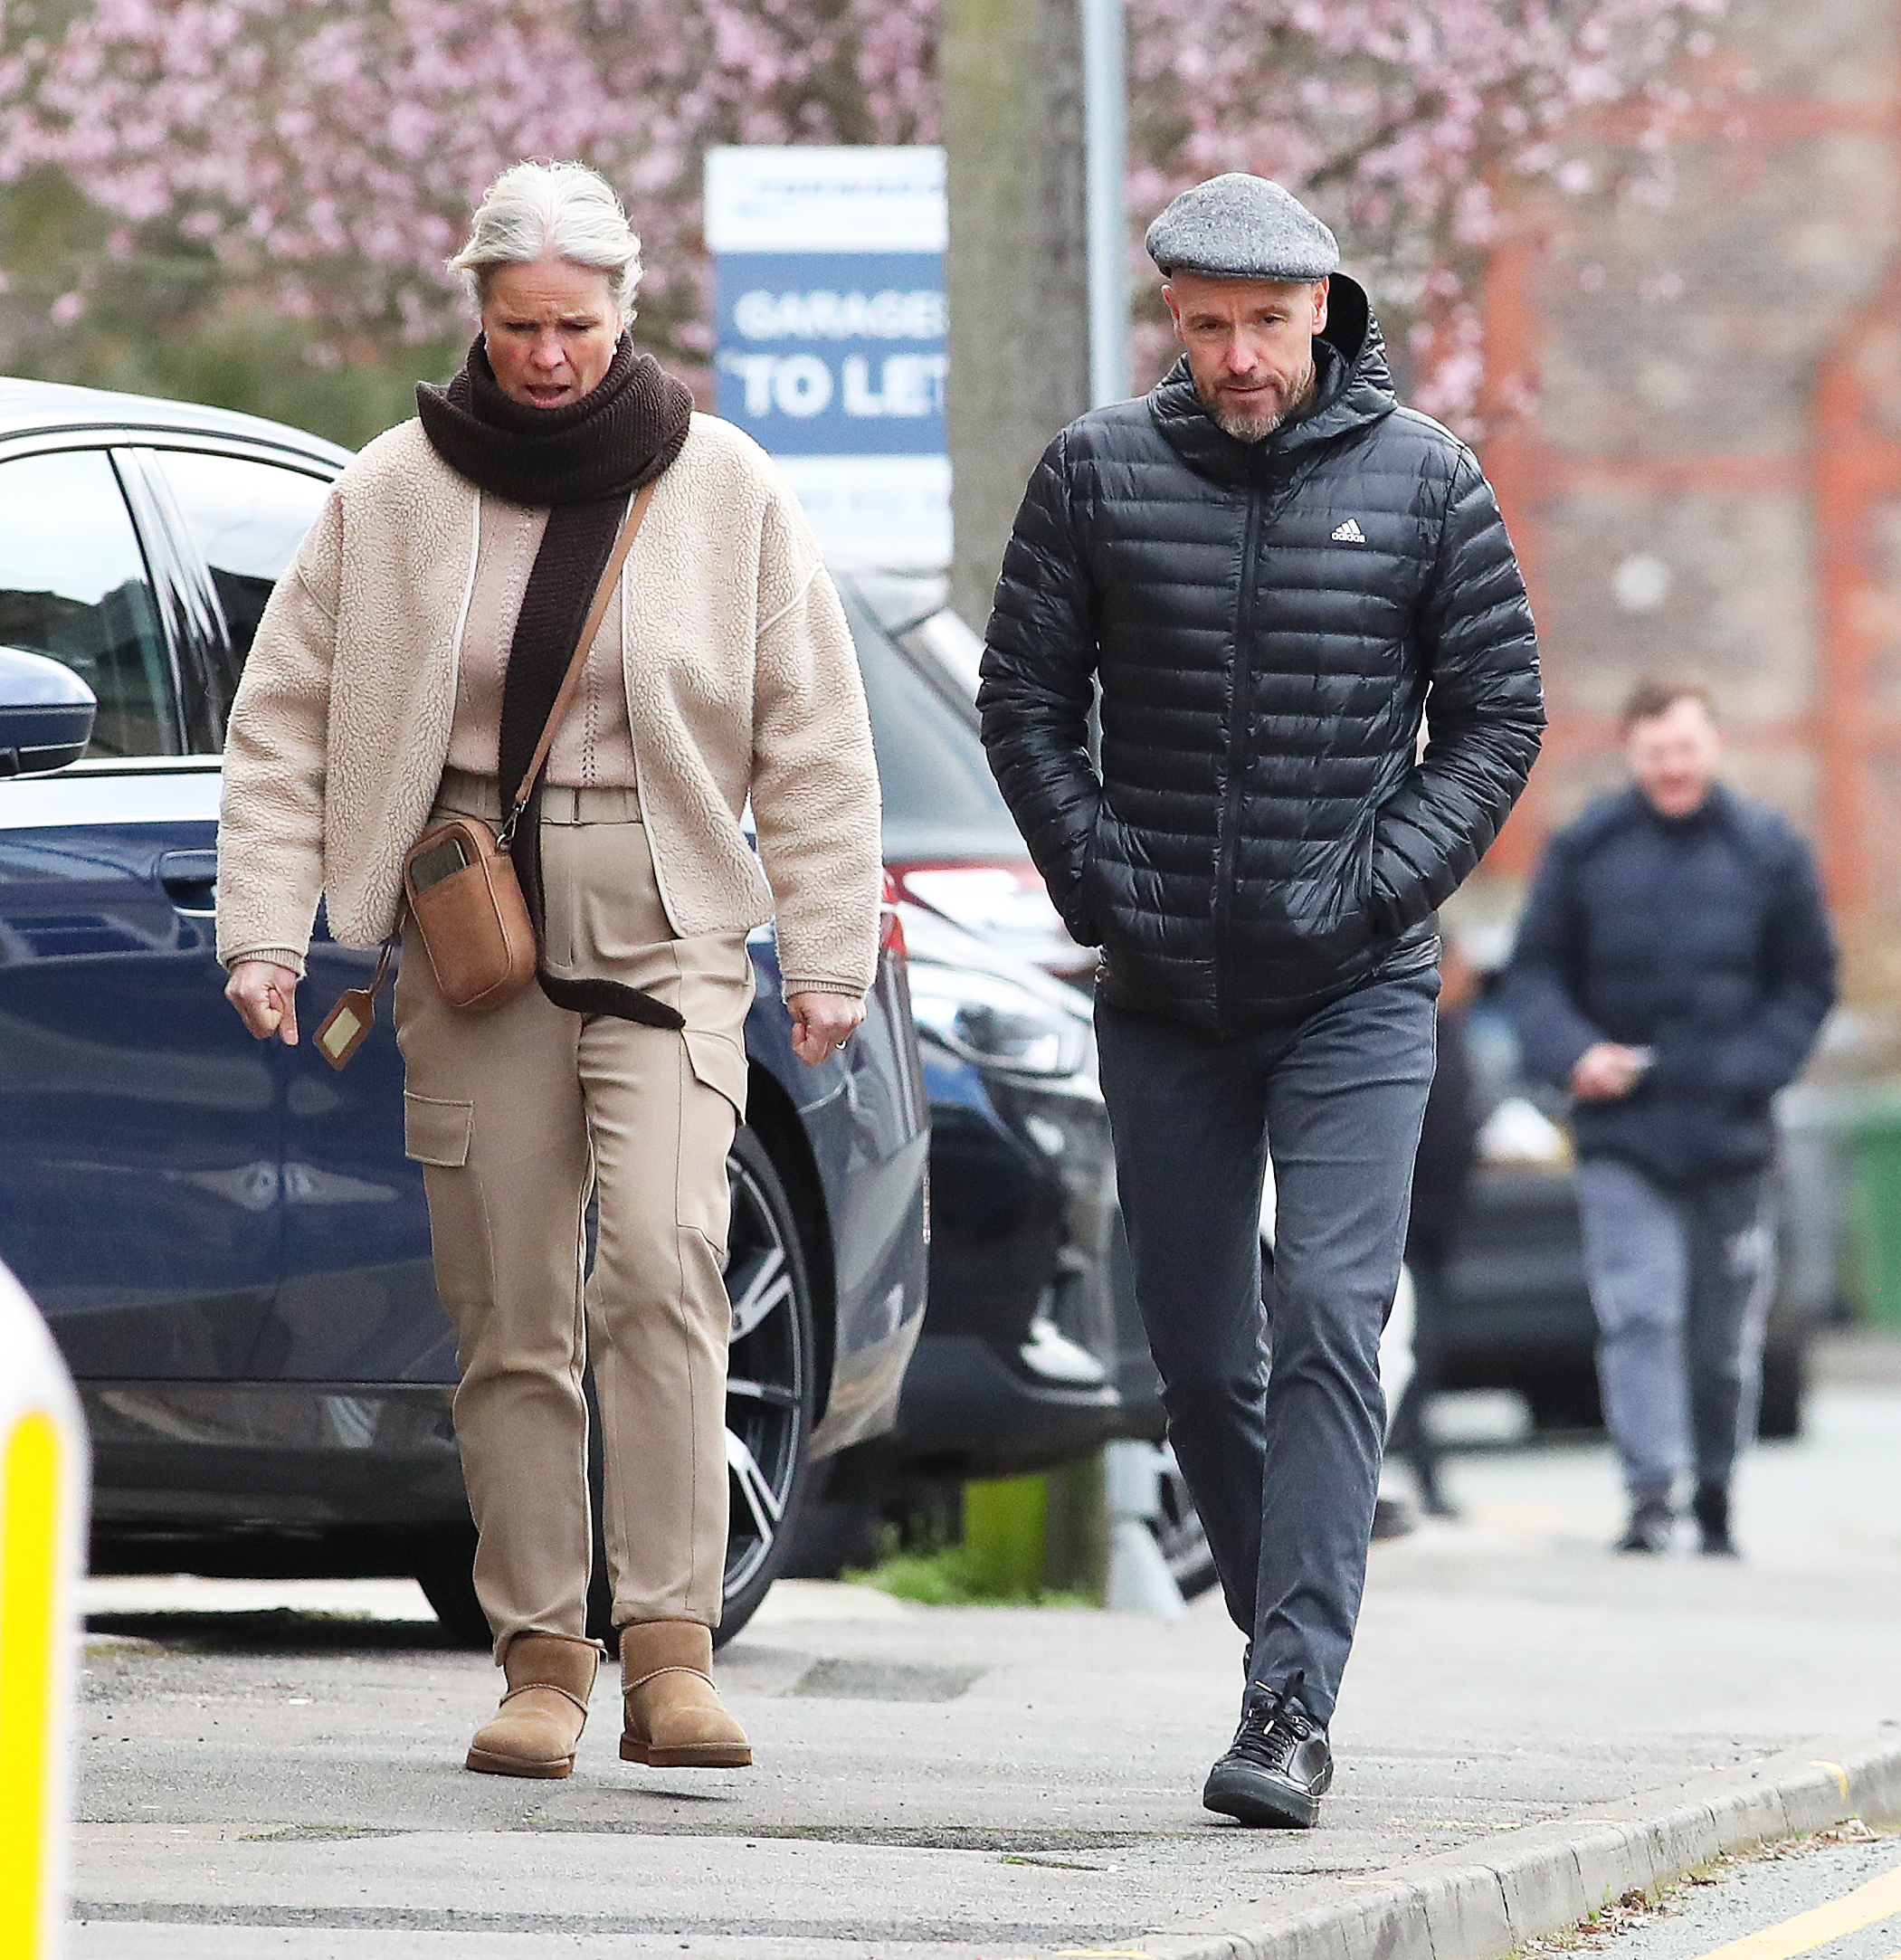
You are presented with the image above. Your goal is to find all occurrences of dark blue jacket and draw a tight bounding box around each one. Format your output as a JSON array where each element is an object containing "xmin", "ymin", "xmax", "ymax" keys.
[{"xmin": 1505, "ymin": 785, "xmax": 1836, "ymax": 1181}]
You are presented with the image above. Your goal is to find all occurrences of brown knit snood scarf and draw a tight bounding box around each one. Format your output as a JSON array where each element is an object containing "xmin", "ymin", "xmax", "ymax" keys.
[{"xmin": 416, "ymin": 334, "xmax": 694, "ymax": 1027}]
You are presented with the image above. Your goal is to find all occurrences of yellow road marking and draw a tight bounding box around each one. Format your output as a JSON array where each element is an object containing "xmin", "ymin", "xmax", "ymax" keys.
[
  {"xmin": 0, "ymin": 1409, "xmax": 63, "ymax": 1959},
  {"xmin": 1811, "ymin": 1760, "xmax": 1851, "ymax": 1803},
  {"xmin": 1687, "ymin": 1859, "xmax": 1901, "ymax": 1960}
]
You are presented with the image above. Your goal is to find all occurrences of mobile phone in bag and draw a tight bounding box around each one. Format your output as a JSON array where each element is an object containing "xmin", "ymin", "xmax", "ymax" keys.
[{"xmin": 407, "ymin": 833, "xmax": 471, "ymax": 894}]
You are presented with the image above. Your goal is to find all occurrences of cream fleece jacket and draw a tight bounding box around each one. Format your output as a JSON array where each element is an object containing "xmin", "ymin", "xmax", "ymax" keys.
[{"xmin": 216, "ymin": 413, "xmax": 882, "ymax": 999}]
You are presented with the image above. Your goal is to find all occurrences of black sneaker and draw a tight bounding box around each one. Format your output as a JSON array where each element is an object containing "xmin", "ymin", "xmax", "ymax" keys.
[
  {"xmin": 1693, "ymin": 1480, "xmax": 1737, "ymax": 1557},
  {"xmin": 1614, "ymin": 1496, "xmax": 1674, "ymax": 1555},
  {"xmin": 1202, "ymin": 1674, "xmax": 1333, "ymax": 1828}
]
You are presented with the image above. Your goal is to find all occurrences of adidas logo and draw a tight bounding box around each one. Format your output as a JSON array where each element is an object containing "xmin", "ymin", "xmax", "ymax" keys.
[{"xmin": 1331, "ymin": 518, "xmax": 1367, "ymax": 544}]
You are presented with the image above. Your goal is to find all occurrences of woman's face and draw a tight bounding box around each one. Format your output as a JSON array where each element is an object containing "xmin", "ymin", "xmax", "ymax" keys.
[{"xmin": 480, "ymin": 259, "xmax": 623, "ymax": 409}]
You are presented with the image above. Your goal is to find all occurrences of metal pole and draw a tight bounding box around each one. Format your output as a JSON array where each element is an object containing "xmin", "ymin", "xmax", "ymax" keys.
[
  {"xmin": 1083, "ymin": 0, "xmax": 1178, "ymax": 1615},
  {"xmin": 1080, "ymin": 0, "xmax": 1128, "ymax": 409}
]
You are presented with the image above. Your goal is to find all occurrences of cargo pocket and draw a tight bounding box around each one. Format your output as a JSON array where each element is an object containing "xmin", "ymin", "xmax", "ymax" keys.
[
  {"xmin": 678, "ymin": 1032, "xmax": 746, "ymax": 1248},
  {"xmin": 403, "ymin": 1092, "xmax": 474, "ymax": 1166},
  {"xmin": 682, "ymin": 1030, "xmax": 747, "ymax": 1124}
]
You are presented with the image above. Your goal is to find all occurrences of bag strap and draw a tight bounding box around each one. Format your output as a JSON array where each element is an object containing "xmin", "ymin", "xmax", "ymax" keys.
[
  {"xmin": 497, "ymin": 478, "xmax": 659, "ymax": 847},
  {"xmin": 349, "ymin": 478, "xmax": 658, "ymax": 1011}
]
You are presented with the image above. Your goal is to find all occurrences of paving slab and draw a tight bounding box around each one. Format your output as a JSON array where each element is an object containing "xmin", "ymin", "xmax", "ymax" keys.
[{"xmin": 69, "ymin": 1370, "xmax": 1901, "ymax": 1956}]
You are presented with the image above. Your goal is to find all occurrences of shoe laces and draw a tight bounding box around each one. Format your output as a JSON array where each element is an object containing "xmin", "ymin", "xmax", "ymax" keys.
[{"xmin": 1229, "ymin": 1671, "xmax": 1314, "ymax": 1774}]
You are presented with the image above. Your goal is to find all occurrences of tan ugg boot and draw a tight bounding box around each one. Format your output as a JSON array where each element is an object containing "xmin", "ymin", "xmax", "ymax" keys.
[
  {"xmin": 465, "ymin": 1632, "xmax": 602, "ymax": 1779},
  {"xmin": 619, "ymin": 1620, "xmax": 751, "ymax": 1768}
]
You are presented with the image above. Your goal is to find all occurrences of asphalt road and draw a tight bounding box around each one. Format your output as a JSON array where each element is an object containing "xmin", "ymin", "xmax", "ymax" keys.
[
  {"xmin": 68, "ymin": 1339, "xmax": 1901, "ymax": 1956},
  {"xmin": 1531, "ymin": 1824, "xmax": 1901, "ymax": 1960}
]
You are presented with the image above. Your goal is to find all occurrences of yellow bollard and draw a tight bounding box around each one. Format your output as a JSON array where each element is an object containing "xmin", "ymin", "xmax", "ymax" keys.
[{"xmin": 0, "ymin": 1261, "xmax": 89, "ymax": 1960}]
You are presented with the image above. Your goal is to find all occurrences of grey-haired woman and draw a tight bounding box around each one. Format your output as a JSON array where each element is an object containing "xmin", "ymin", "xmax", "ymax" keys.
[{"xmin": 217, "ymin": 160, "xmax": 881, "ymax": 1777}]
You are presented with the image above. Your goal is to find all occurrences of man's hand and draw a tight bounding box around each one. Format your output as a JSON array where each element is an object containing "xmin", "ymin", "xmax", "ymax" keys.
[
  {"xmin": 788, "ymin": 990, "xmax": 865, "ymax": 1067},
  {"xmin": 1570, "ymin": 1041, "xmax": 1648, "ymax": 1102},
  {"xmin": 225, "ymin": 959, "xmax": 302, "ymax": 1046}
]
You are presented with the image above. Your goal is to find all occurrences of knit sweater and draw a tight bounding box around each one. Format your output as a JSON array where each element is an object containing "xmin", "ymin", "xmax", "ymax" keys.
[
  {"xmin": 216, "ymin": 412, "xmax": 882, "ymax": 999},
  {"xmin": 445, "ymin": 495, "xmax": 640, "ymax": 790}
]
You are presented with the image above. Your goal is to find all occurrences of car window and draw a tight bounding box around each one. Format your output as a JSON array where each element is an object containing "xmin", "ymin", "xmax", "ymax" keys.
[
  {"xmin": 157, "ymin": 451, "xmax": 333, "ymax": 664},
  {"xmin": 0, "ymin": 448, "xmax": 178, "ymax": 756},
  {"xmin": 898, "ymin": 607, "xmax": 984, "ymax": 706},
  {"xmin": 846, "ymin": 601, "xmax": 1025, "ymax": 861}
]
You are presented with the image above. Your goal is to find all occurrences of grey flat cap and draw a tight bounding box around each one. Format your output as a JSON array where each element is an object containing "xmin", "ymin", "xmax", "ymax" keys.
[{"xmin": 1145, "ymin": 173, "xmax": 1339, "ymax": 283}]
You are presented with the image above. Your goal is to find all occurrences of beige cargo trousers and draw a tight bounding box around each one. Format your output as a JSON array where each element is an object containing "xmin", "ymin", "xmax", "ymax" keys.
[{"xmin": 394, "ymin": 771, "xmax": 753, "ymax": 1655}]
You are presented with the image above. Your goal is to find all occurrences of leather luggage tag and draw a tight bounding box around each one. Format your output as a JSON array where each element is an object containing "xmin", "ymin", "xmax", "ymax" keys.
[{"xmin": 315, "ymin": 987, "xmax": 377, "ymax": 1071}]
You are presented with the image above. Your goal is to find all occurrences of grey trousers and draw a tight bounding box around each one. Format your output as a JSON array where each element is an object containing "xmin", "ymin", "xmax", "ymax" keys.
[
  {"xmin": 1096, "ymin": 970, "xmax": 1439, "ymax": 1727},
  {"xmin": 1574, "ymin": 1156, "xmax": 1774, "ymax": 1500}
]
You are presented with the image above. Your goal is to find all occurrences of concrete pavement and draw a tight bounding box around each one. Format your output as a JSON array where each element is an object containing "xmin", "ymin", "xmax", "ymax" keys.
[{"xmin": 69, "ymin": 1349, "xmax": 1901, "ymax": 1956}]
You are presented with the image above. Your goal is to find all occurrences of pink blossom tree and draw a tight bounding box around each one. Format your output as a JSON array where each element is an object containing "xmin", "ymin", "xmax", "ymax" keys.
[
  {"xmin": 0, "ymin": 0, "xmax": 1722, "ymax": 425},
  {"xmin": 1127, "ymin": 0, "xmax": 1727, "ymax": 425},
  {"xmin": 0, "ymin": 0, "xmax": 938, "ymax": 357}
]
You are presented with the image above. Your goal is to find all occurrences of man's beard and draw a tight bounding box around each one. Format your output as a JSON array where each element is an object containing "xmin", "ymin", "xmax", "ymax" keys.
[{"xmin": 1203, "ymin": 359, "xmax": 1316, "ymax": 442}]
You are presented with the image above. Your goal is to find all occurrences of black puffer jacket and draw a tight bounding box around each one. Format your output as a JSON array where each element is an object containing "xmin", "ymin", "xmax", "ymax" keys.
[
  {"xmin": 979, "ymin": 276, "xmax": 1545, "ymax": 1033},
  {"xmin": 1505, "ymin": 785, "xmax": 1837, "ymax": 1181}
]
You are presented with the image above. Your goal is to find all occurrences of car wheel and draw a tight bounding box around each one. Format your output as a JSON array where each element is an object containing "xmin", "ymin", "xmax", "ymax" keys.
[
  {"xmin": 1526, "ymin": 1365, "xmax": 1603, "ymax": 1432},
  {"xmin": 417, "ymin": 1127, "xmax": 821, "ymax": 1652},
  {"xmin": 708, "ymin": 1126, "xmax": 821, "ymax": 1646},
  {"xmin": 413, "ymin": 1526, "xmax": 486, "ymax": 1648},
  {"xmin": 1149, "ymin": 1443, "xmax": 1220, "ymax": 1602}
]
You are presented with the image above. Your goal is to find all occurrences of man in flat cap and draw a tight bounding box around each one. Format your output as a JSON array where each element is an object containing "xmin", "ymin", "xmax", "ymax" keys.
[{"xmin": 980, "ymin": 174, "xmax": 1544, "ymax": 1827}]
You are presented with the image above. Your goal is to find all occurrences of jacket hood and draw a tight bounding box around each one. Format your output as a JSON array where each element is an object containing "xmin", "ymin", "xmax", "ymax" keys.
[{"xmin": 1148, "ymin": 271, "xmax": 1396, "ymax": 485}]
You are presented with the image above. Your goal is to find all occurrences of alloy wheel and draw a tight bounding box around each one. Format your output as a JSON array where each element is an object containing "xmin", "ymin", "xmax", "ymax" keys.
[{"xmin": 719, "ymin": 1126, "xmax": 818, "ymax": 1633}]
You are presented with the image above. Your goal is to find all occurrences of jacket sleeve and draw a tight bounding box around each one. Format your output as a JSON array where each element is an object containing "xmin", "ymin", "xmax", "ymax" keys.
[
  {"xmin": 976, "ymin": 430, "xmax": 1105, "ymax": 945},
  {"xmin": 1370, "ymin": 451, "xmax": 1545, "ymax": 933},
  {"xmin": 214, "ymin": 490, "xmax": 344, "ymax": 974},
  {"xmin": 1502, "ymin": 833, "xmax": 1606, "ymax": 1089},
  {"xmin": 750, "ymin": 495, "xmax": 883, "ymax": 1000},
  {"xmin": 1655, "ymin": 831, "xmax": 1838, "ymax": 1099}
]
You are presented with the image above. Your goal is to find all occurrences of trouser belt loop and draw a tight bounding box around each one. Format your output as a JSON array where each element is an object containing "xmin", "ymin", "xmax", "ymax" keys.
[{"xmin": 433, "ymin": 769, "xmax": 639, "ymax": 826}]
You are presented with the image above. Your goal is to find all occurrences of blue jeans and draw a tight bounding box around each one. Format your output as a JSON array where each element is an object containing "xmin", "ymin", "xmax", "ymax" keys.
[
  {"xmin": 1574, "ymin": 1156, "xmax": 1773, "ymax": 1501},
  {"xmin": 1096, "ymin": 971, "xmax": 1438, "ymax": 1727}
]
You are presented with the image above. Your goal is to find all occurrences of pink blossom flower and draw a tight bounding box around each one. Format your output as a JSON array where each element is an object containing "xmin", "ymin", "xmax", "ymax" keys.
[{"xmin": 0, "ymin": 0, "xmax": 1722, "ymax": 425}]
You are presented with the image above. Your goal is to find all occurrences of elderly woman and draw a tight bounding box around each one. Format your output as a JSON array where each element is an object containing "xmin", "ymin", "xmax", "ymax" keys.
[{"xmin": 217, "ymin": 160, "xmax": 881, "ymax": 1778}]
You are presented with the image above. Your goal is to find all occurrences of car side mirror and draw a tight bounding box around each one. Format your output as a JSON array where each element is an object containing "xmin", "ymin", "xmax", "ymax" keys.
[{"xmin": 0, "ymin": 647, "xmax": 96, "ymax": 777}]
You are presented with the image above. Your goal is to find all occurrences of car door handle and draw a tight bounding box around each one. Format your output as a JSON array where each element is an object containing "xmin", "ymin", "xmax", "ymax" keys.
[{"xmin": 157, "ymin": 849, "xmax": 218, "ymax": 916}]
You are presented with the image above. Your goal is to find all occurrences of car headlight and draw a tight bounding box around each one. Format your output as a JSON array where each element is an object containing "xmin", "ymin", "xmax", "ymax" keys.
[{"xmin": 908, "ymin": 965, "xmax": 1090, "ymax": 1079}]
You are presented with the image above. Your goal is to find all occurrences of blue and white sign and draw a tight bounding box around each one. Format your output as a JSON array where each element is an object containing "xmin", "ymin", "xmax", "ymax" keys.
[{"xmin": 706, "ymin": 147, "xmax": 948, "ymax": 570}]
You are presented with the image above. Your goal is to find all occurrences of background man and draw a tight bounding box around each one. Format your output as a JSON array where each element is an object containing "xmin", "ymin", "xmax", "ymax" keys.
[
  {"xmin": 1507, "ymin": 679, "xmax": 1836, "ymax": 1558},
  {"xmin": 979, "ymin": 173, "xmax": 1544, "ymax": 1829}
]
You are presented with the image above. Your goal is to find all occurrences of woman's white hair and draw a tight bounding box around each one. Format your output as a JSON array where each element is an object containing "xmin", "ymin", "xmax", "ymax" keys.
[{"xmin": 450, "ymin": 160, "xmax": 642, "ymax": 317}]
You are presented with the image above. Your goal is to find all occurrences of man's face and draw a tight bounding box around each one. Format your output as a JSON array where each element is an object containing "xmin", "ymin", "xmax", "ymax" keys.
[
  {"xmin": 1627, "ymin": 697, "xmax": 1723, "ymax": 819},
  {"xmin": 1164, "ymin": 271, "xmax": 1328, "ymax": 442}
]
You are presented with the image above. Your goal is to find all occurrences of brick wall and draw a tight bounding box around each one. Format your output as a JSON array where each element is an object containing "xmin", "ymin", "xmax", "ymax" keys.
[{"xmin": 1471, "ymin": 0, "xmax": 1901, "ymax": 994}]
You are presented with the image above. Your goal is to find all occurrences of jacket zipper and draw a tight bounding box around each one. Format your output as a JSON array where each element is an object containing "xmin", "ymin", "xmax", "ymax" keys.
[{"xmin": 1212, "ymin": 470, "xmax": 1267, "ymax": 1030}]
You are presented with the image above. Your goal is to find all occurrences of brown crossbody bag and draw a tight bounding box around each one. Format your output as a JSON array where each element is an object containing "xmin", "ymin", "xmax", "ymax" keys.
[{"xmin": 314, "ymin": 480, "xmax": 657, "ymax": 1070}]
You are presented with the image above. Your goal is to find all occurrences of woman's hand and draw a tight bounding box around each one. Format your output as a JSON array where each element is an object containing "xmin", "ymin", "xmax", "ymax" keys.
[
  {"xmin": 787, "ymin": 991, "xmax": 865, "ymax": 1067},
  {"xmin": 225, "ymin": 959, "xmax": 302, "ymax": 1045}
]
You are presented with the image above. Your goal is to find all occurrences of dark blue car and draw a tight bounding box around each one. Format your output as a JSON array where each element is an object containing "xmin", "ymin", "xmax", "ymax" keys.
[{"xmin": 0, "ymin": 377, "xmax": 930, "ymax": 1643}]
